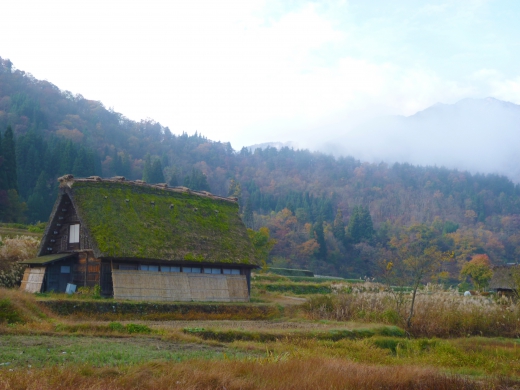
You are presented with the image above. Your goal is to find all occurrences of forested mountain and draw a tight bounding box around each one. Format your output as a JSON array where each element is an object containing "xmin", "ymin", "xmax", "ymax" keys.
[{"xmin": 1, "ymin": 56, "xmax": 520, "ymax": 280}]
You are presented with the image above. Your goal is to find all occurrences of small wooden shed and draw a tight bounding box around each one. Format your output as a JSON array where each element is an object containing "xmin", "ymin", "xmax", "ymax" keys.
[{"xmin": 20, "ymin": 175, "xmax": 258, "ymax": 302}]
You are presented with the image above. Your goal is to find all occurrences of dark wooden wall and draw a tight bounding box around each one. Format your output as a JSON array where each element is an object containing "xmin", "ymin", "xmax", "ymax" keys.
[{"xmin": 43, "ymin": 194, "xmax": 92, "ymax": 255}]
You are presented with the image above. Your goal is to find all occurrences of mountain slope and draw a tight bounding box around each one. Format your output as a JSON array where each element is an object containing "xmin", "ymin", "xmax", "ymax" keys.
[{"xmin": 2, "ymin": 57, "xmax": 520, "ymax": 279}]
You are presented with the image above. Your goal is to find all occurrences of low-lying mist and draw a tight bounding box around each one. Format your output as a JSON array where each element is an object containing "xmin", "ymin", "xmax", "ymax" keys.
[{"xmin": 314, "ymin": 97, "xmax": 520, "ymax": 182}]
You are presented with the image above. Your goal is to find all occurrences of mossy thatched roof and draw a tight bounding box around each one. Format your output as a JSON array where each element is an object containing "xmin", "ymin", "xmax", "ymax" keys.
[
  {"xmin": 489, "ymin": 265, "xmax": 519, "ymax": 290},
  {"xmin": 42, "ymin": 176, "xmax": 257, "ymax": 266}
]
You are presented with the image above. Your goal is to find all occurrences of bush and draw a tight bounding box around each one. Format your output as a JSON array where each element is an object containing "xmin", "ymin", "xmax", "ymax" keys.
[
  {"xmin": 108, "ymin": 322, "xmax": 126, "ymax": 332},
  {"xmin": 0, "ymin": 298, "xmax": 24, "ymax": 324},
  {"xmin": 126, "ymin": 323, "xmax": 152, "ymax": 334},
  {"xmin": 0, "ymin": 235, "xmax": 39, "ymax": 288},
  {"xmin": 182, "ymin": 326, "xmax": 405, "ymax": 343},
  {"xmin": 76, "ymin": 285, "xmax": 102, "ymax": 299}
]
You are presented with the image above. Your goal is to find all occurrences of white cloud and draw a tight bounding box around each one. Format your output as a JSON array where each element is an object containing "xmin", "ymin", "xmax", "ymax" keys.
[{"xmin": 1, "ymin": 0, "xmax": 519, "ymax": 150}]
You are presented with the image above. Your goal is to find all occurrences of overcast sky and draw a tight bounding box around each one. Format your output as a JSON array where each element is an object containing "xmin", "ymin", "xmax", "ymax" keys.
[{"xmin": 1, "ymin": 0, "xmax": 519, "ymax": 149}]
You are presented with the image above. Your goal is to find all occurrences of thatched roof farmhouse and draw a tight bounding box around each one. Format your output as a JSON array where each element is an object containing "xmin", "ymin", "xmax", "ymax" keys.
[
  {"xmin": 20, "ymin": 175, "xmax": 258, "ymax": 302},
  {"xmin": 489, "ymin": 265, "xmax": 520, "ymax": 294}
]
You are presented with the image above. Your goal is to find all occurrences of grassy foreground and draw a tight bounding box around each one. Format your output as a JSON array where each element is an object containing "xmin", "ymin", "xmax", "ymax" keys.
[{"xmin": 2, "ymin": 280, "xmax": 520, "ymax": 389}]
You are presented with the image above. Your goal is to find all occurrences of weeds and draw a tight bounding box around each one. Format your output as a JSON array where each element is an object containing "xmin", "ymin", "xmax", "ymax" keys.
[
  {"xmin": 0, "ymin": 298, "xmax": 24, "ymax": 324},
  {"xmin": 39, "ymin": 299, "xmax": 282, "ymax": 321},
  {"xmin": 182, "ymin": 326, "xmax": 405, "ymax": 343},
  {"xmin": 53, "ymin": 322, "xmax": 152, "ymax": 335},
  {"xmin": 0, "ymin": 357, "xmax": 513, "ymax": 389},
  {"xmin": 303, "ymin": 290, "xmax": 520, "ymax": 337},
  {"xmin": 0, "ymin": 335, "xmax": 234, "ymax": 368},
  {"xmin": 0, "ymin": 288, "xmax": 52, "ymax": 326}
]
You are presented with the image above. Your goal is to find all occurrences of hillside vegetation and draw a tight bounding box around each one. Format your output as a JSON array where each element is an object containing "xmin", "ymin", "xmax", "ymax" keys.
[{"xmin": 1, "ymin": 57, "xmax": 520, "ymax": 280}]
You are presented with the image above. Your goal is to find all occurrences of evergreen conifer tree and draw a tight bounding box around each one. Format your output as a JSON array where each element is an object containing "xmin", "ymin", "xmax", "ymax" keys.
[
  {"xmin": 149, "ymin": 159, "xmax": 165, "ymax": 184},
  {"xmin": 27, "ymin": 171, "xmax": 50, "ymax": 222},
  {"xmin": 0, "ymin": 131, "xmax": 7, "ymax": 191},
  {"xmin": 242, "ymin": 197, "xmax": 254, "ymax": 229},
  {"xmin": 4, "ymin": 189, "xmax": 27, "ymax": 223},
  {"xmin": 333, "ymin": 208, "xmax": 346, "ymax": 245},
  {"xmin": 59, "ymin": 140, "xmax": 76, "ymax": 175},
  {"xmin": 3, "ymin": 126, "xmax": 18, "ymax": 191},
  {"xmin": 72, "ymin": 147, "xmax": 89, "ymax": 177},
  {"xmin": 348, "ymin": 205, "xmax": 374, "ymax": 244},
  {"xmin": 184, "ymin": 168, "xmax": 210, "ymax": 191},
  {"xmin": 142, "ymin": 154, "xmax": 152, "ymax": 182}
]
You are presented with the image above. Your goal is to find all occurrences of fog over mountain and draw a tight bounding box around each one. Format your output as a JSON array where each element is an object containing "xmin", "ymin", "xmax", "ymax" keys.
[{"xmin": 319, "ymin": 98, "xmax": 520, "ymax": 182}]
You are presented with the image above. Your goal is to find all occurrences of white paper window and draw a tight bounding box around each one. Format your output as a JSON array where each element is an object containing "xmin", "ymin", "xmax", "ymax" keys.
[
  {"xmin": 61, "ymin": 266, "xmax": 71, "ymax": 274},
  {"xmin": 69, "ymin": 224, "xmax": 80, "ymax": 243}
]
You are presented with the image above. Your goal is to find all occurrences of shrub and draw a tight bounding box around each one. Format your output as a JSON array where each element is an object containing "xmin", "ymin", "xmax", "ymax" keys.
[
  {"xmin": 0, "ymin": 235, "xmax": 39, "ymax": 288},
  {"xmin": 0, "ymin": 298, "xmax": 24, "ymax": 324},
  {"xmin": 108, "ymin": 322, "xmax": 126, "ymax": 332},
  {"xmin": 126, "ymin": 323, "xmax": 152, "ymax": 334}
]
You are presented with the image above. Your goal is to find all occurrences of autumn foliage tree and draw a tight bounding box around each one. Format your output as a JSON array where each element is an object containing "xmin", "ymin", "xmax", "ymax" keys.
[
  {"xmin": 247, "ymin": 227, "xmax": 276, "ymax": 267},
  {"xmin": 460, "ymin": 254, "xmax": 493, "ymax": 291},
  {"xmin": 386, "ymin": 224, "xmax": 452, "ymax": 329}
]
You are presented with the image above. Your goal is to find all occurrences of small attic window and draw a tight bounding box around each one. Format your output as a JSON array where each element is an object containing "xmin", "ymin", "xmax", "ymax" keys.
[
  {"xmin": 223, "ymin": 269, "xmax": 241, "ymax": 275},
  {"xmin": 69, "ymin": 224, "xmax": 80, "ymax": 243},
  {"xmin": 183, "ymin": 267, "xmax": 201, "ymax": 273},
  {"xmin": 140, "ymin": 265, "xmax": 159, "ymax": 272},
  {"xmin": 204, "ymin": 268, "xmax": 221, "ymax": 274}
]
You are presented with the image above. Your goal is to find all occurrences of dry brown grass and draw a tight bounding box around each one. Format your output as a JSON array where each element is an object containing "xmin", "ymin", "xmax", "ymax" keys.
[
  {"xmin": 0, "ymin": 235, "xmax": 39, "ymax": 288},
  {"xmin": 0, "ymin": 288, "xmax": 54, "ymax": 328},
  {"xmin": 0, "ymin": 358, "xmax": 502, "ymax": 390},
  {"xmin": 304, "ymin": 289, "xmax": 520, "ymax": 338}
]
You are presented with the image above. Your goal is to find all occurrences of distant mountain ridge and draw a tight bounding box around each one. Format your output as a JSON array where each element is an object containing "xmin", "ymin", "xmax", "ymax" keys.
[
  {"xmin": 246, "ymin": 141, "xmax": 296, "ymax": 152},
  {"xmin": 330, "ymin": 97, "xmax": 520, "ymax": 182}
]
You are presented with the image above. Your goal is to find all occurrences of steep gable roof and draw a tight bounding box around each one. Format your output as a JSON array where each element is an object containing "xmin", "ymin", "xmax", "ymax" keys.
[
  {"xmin": 39, "ymin": 175, "xmax": 257, "ymax": 266},
  {"xmin": 489, "ymin": 265, "xmax": 519, "ymax": 290}
]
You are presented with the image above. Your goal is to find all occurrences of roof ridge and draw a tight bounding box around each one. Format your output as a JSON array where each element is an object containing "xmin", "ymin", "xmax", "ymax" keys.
[{"xmin": 57, "ymin": 174, "xmax": 238, "ymax": 204}]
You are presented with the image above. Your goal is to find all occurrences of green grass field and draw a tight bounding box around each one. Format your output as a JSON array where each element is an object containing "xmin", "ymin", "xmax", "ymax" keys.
[{"xmin": 2, "ymin": 276, "xmax": 520, "ymax": 389}]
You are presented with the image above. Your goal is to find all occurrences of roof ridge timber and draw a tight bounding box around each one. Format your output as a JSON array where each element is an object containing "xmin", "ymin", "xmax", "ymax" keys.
[{"xmin": 57, "ymin": 174, "xmax": 239, "ymax": 204}]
